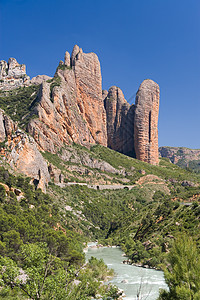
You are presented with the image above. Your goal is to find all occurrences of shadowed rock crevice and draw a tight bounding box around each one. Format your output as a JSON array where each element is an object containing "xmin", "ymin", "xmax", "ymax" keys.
[{"xmin": 104, "ymin": 86, "xmax": 135, "ymax": 157}]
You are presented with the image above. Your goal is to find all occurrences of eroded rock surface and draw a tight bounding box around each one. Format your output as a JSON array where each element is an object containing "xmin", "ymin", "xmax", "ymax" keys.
[
  {"xmin": 0, "ymin": 46, "xmax": 160, "ymax": 167},
  {"xmin": 28, "ymin": 45, "xmax": 107, "ymax": 152},
  {"xmin": 0, "ymin": 109, "xmax": 49, "ymax": 191},
  {"xmin": 0, "ymin": 58, "xmax": 30, "ymax": 90},
  {"xmin": 104, "ymin": 86, "xmax": 135, "ymax": 156},
  {"xmin": 159, "ymin": 146, "xmax": 200, "ymax": 171},
  {"xmin": 71, "ymin": 45, "xmax": 107, "ymax": 146},
  {"xmin": 30, "ymin": 75, "xmax": 52, "ymax": 85},
  {"xmin": 134, "ymin": 79, "xmax": 160, "ymax": 165}
]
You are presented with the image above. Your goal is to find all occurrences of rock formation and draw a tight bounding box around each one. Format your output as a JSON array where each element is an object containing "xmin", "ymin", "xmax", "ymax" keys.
[
  {"xmin": 0, "ymin": 109, "xmax": 50, "ymax": 191},
  {"xmin": 71, "ymin": 45, "xmax": 107, "ymax": 146},
  {"xmin": 30, "ymin": 75, "xmax": 52, "ymax": 85},
  {"xmin": 104, "ymin": 86, "xmax": 135, "ymax": 156},
  {"xmin": 0, "ymin": 46, "xmax": 160, "ymax": 168},
  {"xmin": 159, "ymin": 146, "xmax": 200, "ymax": 171},
  {"xmin": 0, "ymin": 58, "xmax": 30, "ymax": 90},
  {"xmin": 134, "ymin": 80, "xmax": 160, "ymax": 165},
  {"xmin": 28, "ymin": 45, "xmax": 107, "ymax": 152}
]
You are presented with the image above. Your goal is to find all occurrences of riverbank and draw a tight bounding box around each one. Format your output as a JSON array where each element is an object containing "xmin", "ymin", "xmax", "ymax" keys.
[
  {"xmin": 85, "ymin": 244, "xmax": 168, "ymax": 300},
  {"xmin": 85, "ymin": 243, "xmax": 161, "ymax": 271}
]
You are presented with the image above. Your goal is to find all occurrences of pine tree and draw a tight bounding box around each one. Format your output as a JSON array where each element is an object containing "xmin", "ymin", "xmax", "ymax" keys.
[{"xmin": 158, "ymin": 234, "xmax": 200, "ymax": 300}]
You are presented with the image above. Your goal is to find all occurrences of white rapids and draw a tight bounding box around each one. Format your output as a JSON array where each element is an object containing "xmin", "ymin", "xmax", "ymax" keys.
[{"xmin": 85, "ymin": 244, "xmax": 168, "ymax": 300}]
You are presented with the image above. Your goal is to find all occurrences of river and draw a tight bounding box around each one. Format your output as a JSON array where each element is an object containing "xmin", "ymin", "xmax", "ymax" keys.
[{"xmin": 85, "ymin": 244, "xmax": 168, "ymax": 300}]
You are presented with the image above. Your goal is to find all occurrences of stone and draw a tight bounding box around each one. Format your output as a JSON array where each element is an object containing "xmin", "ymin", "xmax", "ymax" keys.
[
  {"xmin": 0, "ymin": 183, "xmax": 9, "ymax": 193},
  {"xmin": 181, "ymin": 180, "xmax": 195, "ymax": 187},
  {"xmin": 104, "ymin": 86, "xmax": 135, "ymax": 156},
  {"xmin": 0, "ymin": 110, "xmax": 6, "ymax": 142},
  {"xmin": 59, "ymin": 146, "xmax": 119, "ymax": 174},
  {"xmin": 71, "ymin": 44, "xmax": 80, "ymax": 66},
  {"xmin": 0, "ymin": 46, "xmax": 160, "ymax": 168},
  {"xmin": 48, "ymin": 164, "xmax": 64, "ymax": 184},
  {"xmin": 72, "ymin": 45, "xmax": 107, "ymax": 146},
  {"xmin": 14, "ymin": 188, "xmax": 22, "ymax": 196},
  {"xmin": 64, "ymin": 51, "xmax": 70, "ymax": 67},
  {"xmin": 30, "ymin": 75, "xmax": 52, "ymax": 85},
  {"xmin": 0, "ymin": 57, "xmax": 30, "ymax": 90},
  {"xmin": 139, "ymin": 169, "xmax": 146, "ymax": 175},
  {"xmin": 0, "ymin": 60, "xmax": 8, "ymax": 78},
  {"xmin": 159, "ymin": 146, "xmax": 200, "ymax": 171},
  {"xmin": 28, "ymin": 45, "xmax": 107, "ymax": 151},
  {"xmin": 121, "ymin": 279, "xmax": 128, "ymax": 284},
  {"xmin": 134, "ymin": 79, "xmax": 160, "ymax": 165},
  {"xmin": 102, "ymin": 89, "xmax": 108, "ymax": 100},
  {"xmin": 0, "ymin": 110, "xmax": 50, "ymax": 192}
]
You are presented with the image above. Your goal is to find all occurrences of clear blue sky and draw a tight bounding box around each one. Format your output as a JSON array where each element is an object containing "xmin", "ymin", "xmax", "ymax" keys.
[{"xmin": 0, "ymin": 0, "xmax": 200, "ymax": 148}]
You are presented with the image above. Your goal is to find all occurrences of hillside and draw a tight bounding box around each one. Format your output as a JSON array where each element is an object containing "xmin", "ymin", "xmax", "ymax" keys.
[
  {"xmin": 0, "ymin": 140, "xmax": 200, "ymax": 298},
  {"xmin": 0, "ymin": 47, "xmax": 200, "ymax": 299},
  {"xmin": 159, "ymin": 146, "xmax": 200, "ymax": 173},
  {"xmin": 43, "ymin": 145, "xmax": 200, "ymax": 268}
]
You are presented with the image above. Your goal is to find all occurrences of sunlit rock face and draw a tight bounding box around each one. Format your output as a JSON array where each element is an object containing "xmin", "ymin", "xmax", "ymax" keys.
[
  {"xmin": 134, "ymin": 79, "xmax": 160, "ymax": 165},
  {"xmin": 0, "ymin": 46, "xmax": 160, "ymax": 166},
  {"xmin": 0, "ymin": 110, "xmax": 50, "ymax": 192},
  {"xmin": 28, "ymin": 45, "xmax": 107, "ymax": 153},
  {"xmin": 0, "ymin": 58, "xmax": 30, "ymax": 90}
]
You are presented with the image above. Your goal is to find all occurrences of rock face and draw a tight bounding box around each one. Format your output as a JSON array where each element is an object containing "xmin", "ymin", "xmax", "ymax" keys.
[
  {"xmin": 0, "ymin": 58, "xmax": 30, "ymax": 90},
  {"xmin": 30, "ymin": 75, "xmax": 52, "ymax": 85},
  {"xmin": 104, "ymin": 86, "xmax": 135, "ymax": 156},
  {"xmin": 71, "ymin": 45, "xmax": 107, "ymax": 146},
  {"xmin": 0, "ymin": 46, "xmax": 160, "ymax": 166},
  {"xmin": 0, "ymin": 110, "xmax": 50, "ymax": 192},
  {"xmin": 159, "ymin": 146, "xmax": 200, "ymax": 172},
  {"xmin": 134, "ymin": 79, "xmax": 160, "ymax": 165},
  {"xmin": 28, "ymin": 45, "xmax": 107, "ymax": 152}
]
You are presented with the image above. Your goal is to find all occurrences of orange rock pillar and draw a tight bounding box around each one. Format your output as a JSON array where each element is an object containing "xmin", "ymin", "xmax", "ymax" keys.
[{"xmin": 134, "ymin": 79, "xmax": 160, "ymax": 165}]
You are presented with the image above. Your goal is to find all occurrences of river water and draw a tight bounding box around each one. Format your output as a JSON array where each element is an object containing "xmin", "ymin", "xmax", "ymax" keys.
[{"xmin": 85, "ymin": 244, "xmax": 168, "ymax": 300}]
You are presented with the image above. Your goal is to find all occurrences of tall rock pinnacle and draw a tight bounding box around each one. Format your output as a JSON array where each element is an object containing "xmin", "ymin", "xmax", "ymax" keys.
[
  {"xmin": 134, "ymin": 79, "xmax": 160, "ymax": 165},
  {"xmin": 0, "ymin": 46, "xmax": 160, "ymax": 167},
  {"xmin": 28, "ymin": 45, "xmax": 107, "ymax": 152},
  {"xmin": 71, "ymin": 45, "xmax": 107, "ymax": 146}
]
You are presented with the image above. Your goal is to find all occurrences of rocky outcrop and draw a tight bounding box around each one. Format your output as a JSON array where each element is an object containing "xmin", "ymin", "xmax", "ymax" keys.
[
  {"xmin": 0, "ymin": 110, "xmax": 50, "ymax": 191},
  {"xmin": 0, "ymin": 58, "xmax": 30, "ymax": 90},
  {"xmin": 0, "ymin": 46, "xmax": 160, "ymax": 166},
  {"xmin": 30, "ymin": 75, "xmax": 52, "ymax": 85},
  {"xmin": 159, "ymin": 146, "xmax": 200, "ymax": 171},
  {"xmin": 71, "ymin": 45, "xmax": 107, "ymax": 146},
  {"xmin": 134, "ymin": 80, "xmax": 160, "ymax": 165},
  {"xmin": 104, "ymin": 86, "xmax": 135, "ymax": 156},
  {"xmin": 59, "ymin": 146, "xmax": 121, "ymax": 174},
  {"xmin": 28, "ymin": 45, "xmax": 107, "ymax": 152}
]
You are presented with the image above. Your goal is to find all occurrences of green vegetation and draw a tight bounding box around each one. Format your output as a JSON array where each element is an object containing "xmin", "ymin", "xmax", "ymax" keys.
[
  {"xmin": 91, "ymin": 145, "xmax": 200, "ymax": 183},
  {"xmin": 40, "ymin": 144, "xmax": 200, "ymax": 272},
  {"xmin": 1, "ymin": 132, "xmax": 200, "ymax": 297},
  {"xmin": 0, "ymin": 85, "xmax": 40, "ymax": 128},
  {"xmin": 57, "ymin": 64, "xmax": 72, "ymax": 71},
  {"xmin": 158, "ymin": 234, "xmax": 200, "ymax": 299},
  {"xmin": 0, "ymin": 167, "xmax": 120, "ymax": 299},
  {"xmin": 49, "ymin": 76, "xmax": 61, "ymax": 103},
  {"xmin": 188, "ymin": 159, "xmax": 200, "ymax": 173}
]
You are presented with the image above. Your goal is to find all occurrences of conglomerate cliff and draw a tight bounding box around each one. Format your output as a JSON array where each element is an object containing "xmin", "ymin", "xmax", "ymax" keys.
[{"xmin": 0, "ymin": 45, "xmax": 160, "ymax": 190}]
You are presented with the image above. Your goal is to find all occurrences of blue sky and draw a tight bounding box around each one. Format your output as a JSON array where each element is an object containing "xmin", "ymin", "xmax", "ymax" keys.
[{"xmin": 0, "ymin": 0, "xmax": 200, "ymax": 148}]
